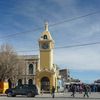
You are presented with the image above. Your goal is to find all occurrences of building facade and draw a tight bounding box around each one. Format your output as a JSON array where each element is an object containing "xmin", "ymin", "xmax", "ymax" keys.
[{"xmin": 17, "ymin": 55, "xmax": 39, "ymax": 85}]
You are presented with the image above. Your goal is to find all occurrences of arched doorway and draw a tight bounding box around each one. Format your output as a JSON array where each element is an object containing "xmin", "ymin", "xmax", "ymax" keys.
[{"xmin": 41, "ymin": 77, "xmax": 50, "ymax": 92}]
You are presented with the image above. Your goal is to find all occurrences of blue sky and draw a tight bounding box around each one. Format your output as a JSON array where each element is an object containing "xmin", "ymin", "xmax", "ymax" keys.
[{"xmin": 0, "ymin": 0, "xmax": 100, "ymax": 83}]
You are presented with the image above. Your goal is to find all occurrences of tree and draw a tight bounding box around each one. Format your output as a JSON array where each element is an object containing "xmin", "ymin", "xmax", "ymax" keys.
[{"xmin": 0, "ymin": 44, "xmax": 19, "ymax": 81}]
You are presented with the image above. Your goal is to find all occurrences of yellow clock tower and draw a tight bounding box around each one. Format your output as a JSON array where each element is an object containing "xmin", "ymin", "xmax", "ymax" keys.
[
  {"xmin": 39, "ymin": 22, "xmax": 54, "ymax": 70},
  {"xmin": 36, "ymin": 22, "xmax": 58, "ymax": 93}
]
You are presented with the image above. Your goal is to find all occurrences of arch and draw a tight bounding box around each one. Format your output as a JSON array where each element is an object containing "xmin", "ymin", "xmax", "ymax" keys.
[
  {"xmin": 41, "ymin": 77, "xmax": 50, "ymax": 92},
  {"xmin": 18, "ymin": 79, "xmax": 22, "ymax": 86},
  {"xmin": 44, "ymin": 35, "xmax": 48, "ymax": 39},
  {"xmin": 29, "ymin": 64, "xmax": 33, "ymax": 74},
  {"xmin": 28, "ymin": 79, "xmax": 33, "ymax": 85}
]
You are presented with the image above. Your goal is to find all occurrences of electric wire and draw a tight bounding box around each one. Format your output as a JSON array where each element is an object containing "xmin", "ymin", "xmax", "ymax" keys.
[
  {"xmin": 0, "ymin": 10, "xmax": 100, "ymax": 40},
  {"xmin": 16, "ymin": 41, "xmax": 100, "ymax": 53}
]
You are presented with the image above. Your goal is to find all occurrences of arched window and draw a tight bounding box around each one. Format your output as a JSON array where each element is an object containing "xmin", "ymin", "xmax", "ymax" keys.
[
  {"xmin": 44, "ymin": 35, "xmax": 48, "ymax": 39},
  {"xmin": 29, "ymin": 64, "xmax": 33, "ymax": 74},
  {"xmin": 28, "ymin": 79, "xmax": 33, "ymax": 85},
  {"xmin": 18, "ymin": 79, "xmax": 22, "ymax": 86}
]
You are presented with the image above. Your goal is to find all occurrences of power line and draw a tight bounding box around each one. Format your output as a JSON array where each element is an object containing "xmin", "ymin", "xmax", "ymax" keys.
[
  {"xmin": 0, "ymin": 10, "xmax": 100, "ymax": 40},
  {"xmin": 0, "ymin": 5, "xmax": 55, "ymax": 39},
  {"xmin": 16, "ymin": 41, "xmax": 100, "ymax": 53},
  {"xmin": 55, "ymin": 41, "xmax": 100, "ymax": 49},
  {"xmin": 49, "ymin": 11, "xmax": 100, "ymax": 27},
  {"xmin": 0, "ymin": 27, "xmax": 42, "ymax": 40}
]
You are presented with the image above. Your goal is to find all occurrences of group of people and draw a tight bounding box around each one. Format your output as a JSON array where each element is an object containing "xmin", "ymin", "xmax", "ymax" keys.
[
  {"xmin": 51, "ymin": 84, "xmax": 91, "ymax": 98},
  {"xmin": 41, "ymin": 84, "xmax": 96, "ymax": 98},
  {"xmin": 70, "ymin": 84, "xmax": 90, "ymax": 98}
]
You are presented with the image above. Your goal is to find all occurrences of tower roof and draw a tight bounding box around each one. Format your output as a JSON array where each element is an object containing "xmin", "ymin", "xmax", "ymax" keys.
[{"xmin": 39, "ymin": 22, "xmax": 54, "ymax": 41}]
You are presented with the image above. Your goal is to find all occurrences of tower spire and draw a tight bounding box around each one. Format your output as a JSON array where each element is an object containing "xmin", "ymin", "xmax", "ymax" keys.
[{"xmin": 45, "ymin": 22, "xmax": 48, "ymax": 31}]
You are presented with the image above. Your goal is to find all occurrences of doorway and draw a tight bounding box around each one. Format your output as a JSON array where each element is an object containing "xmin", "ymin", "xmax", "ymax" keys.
[{"xmin": 41, "ymin": 77, "xmax": 50, "ymax": 92}]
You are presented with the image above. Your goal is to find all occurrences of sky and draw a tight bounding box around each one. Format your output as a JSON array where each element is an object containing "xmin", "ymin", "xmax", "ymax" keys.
[{"xmin": 0, "ymin": 0, "xmax": 100, "ymax": 83}]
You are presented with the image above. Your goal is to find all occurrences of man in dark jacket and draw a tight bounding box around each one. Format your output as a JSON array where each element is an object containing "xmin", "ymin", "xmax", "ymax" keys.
[
  {"xmin": 51, "ymin": 86, "xmax": 55, "ymax": 98},
  {"xmin": 71, "ymin": 85, "xmax": 76, "ymax": 97}
]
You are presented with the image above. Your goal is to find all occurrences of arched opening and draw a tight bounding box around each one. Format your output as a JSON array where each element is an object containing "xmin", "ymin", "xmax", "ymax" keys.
[
  {"xmin": 41, "ymin": 77, "xmax": 50, "ymax": 92},
  {"xmin": 44, "ymin": 35, "xmax": 48, "ymax": 39},
  {"xmin": 29, "ymin": 64, "xmax": 33, "ymax": 74},
  {"xmin": 18, "ymin": 79, "xmax": 22, "ymax": 86},
  {"xmin": 28, "ymin": 79, "xmax": 33, "ymax": 85}
]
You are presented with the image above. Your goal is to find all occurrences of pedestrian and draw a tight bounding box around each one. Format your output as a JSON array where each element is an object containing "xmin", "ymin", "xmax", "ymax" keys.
[
  {"xmin": 41, "ymin": 89, "xmax": 44, "ymax": 95},
  {"xmin": 88, "ymin": 85, "xmax": 91, "ymax": 94},
  {"xmin": 79, "ymin": 85, "xmax": 83, "ymax": 94},
  {"xmin": 71, "ymin": 84, "xmax": 76, "ymax": 97},
  {"xmin": 51, "ymin": 86, "xmax": 55, "ymax": 98},
  {"xmin": 83, "ymin": 85, "xmax": 89, "ymax": 98}
]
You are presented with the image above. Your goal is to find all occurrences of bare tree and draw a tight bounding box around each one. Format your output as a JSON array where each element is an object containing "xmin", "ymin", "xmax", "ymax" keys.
[{"xmin": 0, "ymin": 44, "xmax": 19, "ymax": 81}]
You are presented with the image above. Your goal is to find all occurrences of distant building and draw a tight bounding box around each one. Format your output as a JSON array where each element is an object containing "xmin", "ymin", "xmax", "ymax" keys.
[
  {"xmin": 94, "ymin": 79, "xmax": 100, "ymax": 84},
  {"xmin": 59, "ymin": 69, "xmax": 70, "ymax": 86}
]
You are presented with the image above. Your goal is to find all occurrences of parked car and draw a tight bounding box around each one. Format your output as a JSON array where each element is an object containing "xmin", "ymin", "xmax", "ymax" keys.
[{"xmin": 5, "ymin": 84, "xmax": 38, "ymax": 97}]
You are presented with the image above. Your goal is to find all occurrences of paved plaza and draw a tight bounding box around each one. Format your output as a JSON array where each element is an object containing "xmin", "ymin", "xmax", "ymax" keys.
[{"xmin": 0, "ymin": 92, "xmax": 100, "ymax": 100}]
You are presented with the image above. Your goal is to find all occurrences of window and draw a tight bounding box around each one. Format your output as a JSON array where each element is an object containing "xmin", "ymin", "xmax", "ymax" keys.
[
  {"xmin": 29, "ymin": 64, "xmax": 33, "ymax": 74},
  {"xmin": 18, "ymin": 79, "xmax": 22, "ymax": 86},
  {"xmin": 44, "ymin": 35, "xmax": 48, "ymax": 39},
  {"xmin": 28, "ymin": 79, "xmax": 33, "ymax": 85}
]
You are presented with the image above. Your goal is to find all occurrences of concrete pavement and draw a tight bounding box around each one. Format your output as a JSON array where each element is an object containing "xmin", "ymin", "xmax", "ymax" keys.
[
  {"xmin": 0, "ymin": 92, "xmax": 100, "ymax": 100},
  {"xmin": 38, "ymin": 92, "xmax": 100, "ymax": 99}
]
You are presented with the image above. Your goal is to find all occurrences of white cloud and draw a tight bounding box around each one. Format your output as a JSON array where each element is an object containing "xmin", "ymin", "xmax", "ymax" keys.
[{"xmin": 54, "ymin": 46, "xmax": 100, "ymax": 70}]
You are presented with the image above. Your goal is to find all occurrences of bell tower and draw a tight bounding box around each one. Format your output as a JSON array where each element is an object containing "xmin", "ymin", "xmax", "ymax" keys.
[
  {"xmin": 36, "ymin": 22, "xmax": 57, "ymax": 93},
  {"xmin": 39, "ymin": 22, "xmax": 54, "ymax": 70}
]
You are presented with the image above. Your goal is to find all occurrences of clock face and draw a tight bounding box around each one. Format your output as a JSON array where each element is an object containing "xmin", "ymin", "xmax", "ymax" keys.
[{"xmin": 42, "ymin": 43, "xmax": 49, "ymax": 49}]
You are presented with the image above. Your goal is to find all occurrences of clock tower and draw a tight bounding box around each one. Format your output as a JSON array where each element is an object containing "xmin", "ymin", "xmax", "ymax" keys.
[
  {"xmin": 39, "ymin": 22, "xmax": 54, "ymax": 70},
  {"xmin": 36, "ymin": 22, "xmax": 58, "ymax": 93}
]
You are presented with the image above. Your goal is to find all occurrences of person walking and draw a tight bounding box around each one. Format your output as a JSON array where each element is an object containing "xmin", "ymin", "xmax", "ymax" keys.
[
  {"xmin": 51, "ymin": 86, "xmax": 55, "ymax": 98},
  {"xmin": 79, "ymin": 85, "xmax": 83, "ymax": 94},
  {"xmin": 41, "ymin": 89, "xmax": 44, "ymax": 95},
  {"xmin": 83, "ymin": 85, "xmax": 89, "ymax": 98},
  {"xmin": 71, "ymin": 84, "xmax": 76, "ymax": 97}
]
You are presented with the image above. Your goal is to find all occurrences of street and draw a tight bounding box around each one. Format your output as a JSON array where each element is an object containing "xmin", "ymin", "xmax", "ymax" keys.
[{"xmin": 0, "ymin": 92, "xmax": 100, "ymax": 100}]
